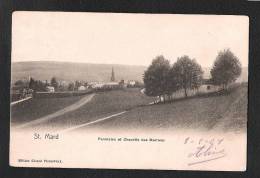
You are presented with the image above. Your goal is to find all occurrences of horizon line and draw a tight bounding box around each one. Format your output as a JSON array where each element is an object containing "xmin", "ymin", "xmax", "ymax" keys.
[
  {"xmin": 11, "ymin": 60, "xmax": 150, "ymax": 67},
  {"xmin": 11, "ymin": 60, "xmax": 249, "ymax": 68}
]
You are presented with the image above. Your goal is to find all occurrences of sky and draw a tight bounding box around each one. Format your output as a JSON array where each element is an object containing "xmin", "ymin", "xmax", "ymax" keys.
[{"xmin": 12, "ymin": 12, "xmax": 249, "ymax": 67}]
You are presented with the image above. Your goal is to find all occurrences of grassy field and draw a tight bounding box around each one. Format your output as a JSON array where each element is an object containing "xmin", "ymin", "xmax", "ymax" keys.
[
  {"xmin": 12, "ymin": 85, "xmax": 247, "ymax": 133},
  {"xmin": 11, "ymin": 95, "xmax": 85, "ymax": 125},
  {"xmin": 87, "ymin": 84, "xmax": 247, "ymax": 132},
  {"xmin": 33, "ymin": 88, "xmax": 156, "ymax": 129}
]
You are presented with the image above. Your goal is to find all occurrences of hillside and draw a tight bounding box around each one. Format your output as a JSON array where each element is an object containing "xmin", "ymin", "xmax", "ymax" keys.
[
  {"xmin": 11, "ymin": 61, "xmax": 147, "ymax": 83},
  {"xmin": 89, "ymin": 84, "xmax": 247, "ymax": 132},
  {"xmin": 11, "ymin": 88, "xmax": 156, "ymax": 130},
  {"xmin": 11, "ymin": 95, "xmax": 85, "ymax": 126},
  {"xmin": 11, "ymin": 61, "xmax": 248, "ymax": 83},
  {"xmin": 11, "ymin": 84, "xmax": 247, "ymax": 132}
]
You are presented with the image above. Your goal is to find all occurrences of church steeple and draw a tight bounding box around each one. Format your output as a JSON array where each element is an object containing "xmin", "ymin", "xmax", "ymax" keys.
[{"xmin": 111, "ymin": 67, "xmax": 115, "ymax": 82}]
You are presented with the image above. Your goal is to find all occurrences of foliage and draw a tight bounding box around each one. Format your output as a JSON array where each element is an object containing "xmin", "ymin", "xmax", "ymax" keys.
[
  {"xmin": 50, "ymin": 77, "xmax": 59, "ymax": 89},
  {"xmin": 68, "ymin": 83, "xmax": 75, "ymax": 91},
  {"xmin": 144, "ymin": 55, "xmax": 204, "ymax": 100},
  {"xmin": 14, "ymin": 80, "xmax": 27, "ymax": 86},
  {"xmin": 210, "ymin": 49, "xmax": 242, "ymax": 89},
  {"xmin": 143, "ymin": 55, "xmax": 171, "ymax": 101},
  {"xmin": 171, "ymin": 56, "xmax": 203, "ymax": 97},
  {"xmin": 29, "ymin": 78, "xmax": 47, "ymax": 92},
  {"xmin": 75, "ymin": 80, "xmax": 81, "ymax": 89}
]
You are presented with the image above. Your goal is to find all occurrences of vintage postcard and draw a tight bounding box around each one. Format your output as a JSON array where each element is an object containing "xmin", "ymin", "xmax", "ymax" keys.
[{"xmin": 10, "ymin": 12, "xmax": 248, "ymax": 171}]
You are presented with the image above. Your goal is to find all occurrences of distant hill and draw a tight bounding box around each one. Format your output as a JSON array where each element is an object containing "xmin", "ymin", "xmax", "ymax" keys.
[
  {"xmin": 11, "ymin": 61, "xmax": 147, "ymax": 83},
  {"xmin": 11, "ymin": 61, "xmax": 248, "ymax": 83}
]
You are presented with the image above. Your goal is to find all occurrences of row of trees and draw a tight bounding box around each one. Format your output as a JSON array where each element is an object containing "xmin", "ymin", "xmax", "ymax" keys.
[
  {"xmin": 28, "ymin": 77, "xmax": 59, "ymax": 92},
  {"xmin": 143, "ymin": 55, "xmax": 203, "ymax": 101},
  {"xmin": 143, "ymin": 49, "xmax": 242, "ymax": 102},
  {"xmin": 28, "ymin": 78, "xmax": 47, "ymax": 91},
  {"xmin": 26, "ymin": 77, "xmax": 88, "ymax": 92}
]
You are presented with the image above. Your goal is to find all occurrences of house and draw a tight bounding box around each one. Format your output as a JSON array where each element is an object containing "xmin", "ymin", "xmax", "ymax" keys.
[
  {"xmin": 198, "ymin": 84, "xmax": 219, "ymax": 93},
  {"xmin": 119, "ymin": 80, "xmax": 127, "ymax": 88},
  {"xmin": 129, "ymin": 80, "xmax": 136, "ymax": 86},
  {"xmin": 198, "ymin": 78, "xmax": 220, "ymax": 93},
  {"xmin": 127, "ymin": 80, "xmax": 136, "ymax": 87},
  {"xmin": 92, "ymin": 83, "xmax": 105, "ymax": 89},
  {"xmin": 78, "ymin": 85, "xmax": 86, "ymax": 91},
  {"xmin": 46, "ymin": 86, "xmax": 55, "ymax": 93}
]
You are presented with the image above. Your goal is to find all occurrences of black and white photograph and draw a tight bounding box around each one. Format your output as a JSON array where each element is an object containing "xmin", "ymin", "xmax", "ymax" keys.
[{"xmin": 10, "ymin": 12, "xmax": 248, "ymax": 171}]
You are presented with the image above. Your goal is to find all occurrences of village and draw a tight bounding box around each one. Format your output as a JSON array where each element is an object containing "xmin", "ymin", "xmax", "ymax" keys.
[
  {"xmin": 11, "ymin": 65, "xmax": 223, "ymax": 106},
  {"xmin": 11, "ymin": 67, "xmax": 143, "ymax": 103}
]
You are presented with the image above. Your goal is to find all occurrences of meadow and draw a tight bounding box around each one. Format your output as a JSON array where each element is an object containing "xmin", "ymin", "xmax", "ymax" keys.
[
  {"xmin": 37, "ymin": 88, "xmax": 156, "ymax": 129},
  {"xmin": 11, "ymin": 85, "xmax": 247, "ymax": 133},
  {"xmin": 11, "ymin": 95, "xmax": 84, "ymax": 125},
  {"xmin": 86, "ymin": 84, "xmax": 247, "ymax": 132}
]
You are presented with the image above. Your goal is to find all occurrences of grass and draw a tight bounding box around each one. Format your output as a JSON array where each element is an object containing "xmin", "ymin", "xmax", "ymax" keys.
[
  {"xmin": 11, "ymin": 85, "xmax": 247, "ymax": 133},
  {"xmin": 90, "ymin": 84, "xmax": 247, "ymax": 132},
  {"xmin": 11, "ymin": 95, "xmax": 85, "ymax": 125},
  {"xmin": 34, "ymin": 88, "xmax": 156, "ymax": 129}
]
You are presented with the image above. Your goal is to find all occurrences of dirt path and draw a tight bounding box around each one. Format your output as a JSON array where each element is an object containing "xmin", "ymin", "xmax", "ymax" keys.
[
  {"xmin": 15, "ymin": 93, "xmax": 95, "ymax": 129},
  {"xmin": 11, "ymin": 96, "xmax": 32, "ymax": 106},
  {"xmin": 59, "ymin": 111, "xmax": 127, "ymax": 133}
]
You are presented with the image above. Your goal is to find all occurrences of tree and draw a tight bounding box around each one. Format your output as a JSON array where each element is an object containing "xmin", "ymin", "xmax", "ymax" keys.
[
  {"xmin": 210, "ymin": 49, "xmax": 242, "ymax": 90},
  {"xmin": 68, "ymin": 82, "xmax": 75, "ymax": 91},
  {"xmin": 167, "ymin": 66, "xmax": 181, "ymax": 100},
  {"xmin": 75, "ymin": 80, "xmax": 81, "ymax": 89},
  {"xmin": 51, "ymin": 77, "xmax": 58, "ymax": 89},
  {"xmin": 190, "ymin": 59, "xmax": 204, "ymax": 90},
  {"xmin": 172, "ymin": 56, "xmax": 203, "ymax": 97},
  {"xmin": 29, "ymin": 78, "xmax": 36, "ymax": 90},
  {"xmin": 36, "ymin": 80, "xmax": 47, "ymax": 91},
  {"xmin": 143, "ymin": 55, "xmax": 171, "ymax": 102},
  {"xmin": 28, "ymin": 77, "xmax": 46, "ymax": 92},
  {"xmin": 14, "ymin": 80, "xmax": 25, "ymax": 86}
]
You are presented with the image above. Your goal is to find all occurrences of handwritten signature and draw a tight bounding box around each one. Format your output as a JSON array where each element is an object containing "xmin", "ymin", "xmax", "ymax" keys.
[{"xmin": 184, "ymin": 137, "xmax": 226, "ymax": 166}]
